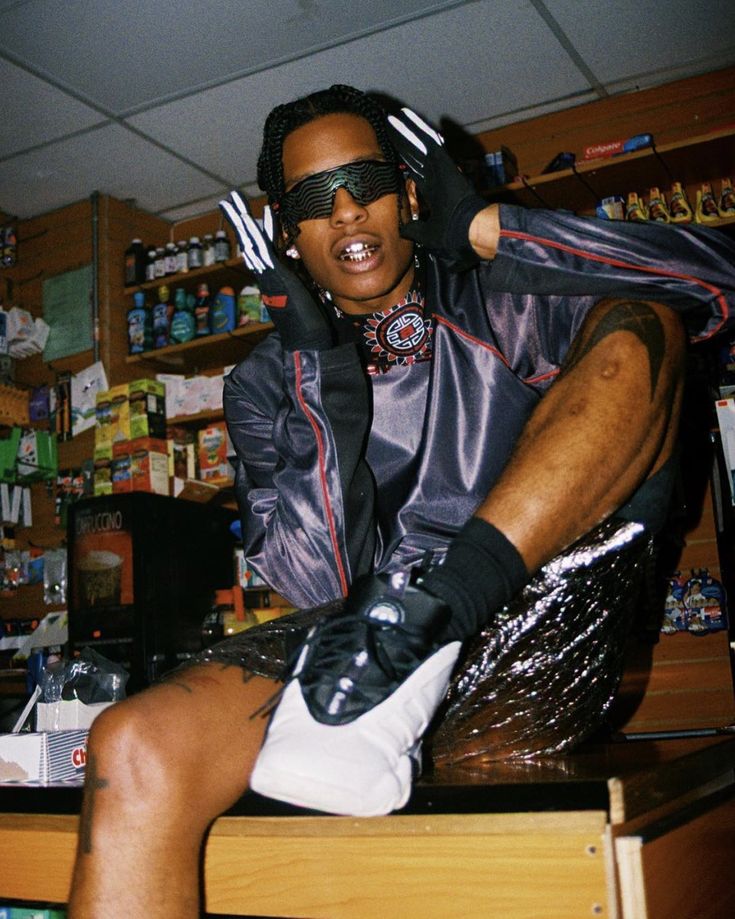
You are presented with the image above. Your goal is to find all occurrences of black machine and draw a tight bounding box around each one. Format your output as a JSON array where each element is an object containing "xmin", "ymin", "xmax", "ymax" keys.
[{"xmin": 67, "ymin": 493, "xmax": 236, "ymax": 692}]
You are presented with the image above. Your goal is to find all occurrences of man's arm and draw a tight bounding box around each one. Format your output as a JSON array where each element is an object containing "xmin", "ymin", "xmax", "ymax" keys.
[
  {"xmin": 469, "ymin": 203, "xmax": 734, "ymax": 340},
  {"xmin": 477, "ymin": 295, "xmax": 686, "ymax": 573},
  {"xmin": 423, "ymin": 294, "xmax": 686, "ymax": 640}
]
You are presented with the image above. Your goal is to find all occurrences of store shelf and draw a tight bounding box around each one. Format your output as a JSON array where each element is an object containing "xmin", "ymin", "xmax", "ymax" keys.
[
  {"xmin": 123, "ymin": 257, "xmax": 251, "ymax": 295},
  {"xmin": 125, "ymin": 322, "xmax": 273, "ymax": 373},
  {"xmin": 488, "ymin": 126, "xmax": 735, "ymax": 215},
  {"xmin": 168, "ymin": 408, "xmax": 225, "ymax": 427}
]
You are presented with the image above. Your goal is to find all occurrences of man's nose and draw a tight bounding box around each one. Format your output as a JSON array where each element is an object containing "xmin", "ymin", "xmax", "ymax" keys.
[{"xmin": 330, "ymin": 186, "xmax": 368, "ymax": 225}]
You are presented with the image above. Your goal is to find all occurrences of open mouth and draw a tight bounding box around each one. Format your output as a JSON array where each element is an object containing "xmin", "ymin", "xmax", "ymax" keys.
[{"xmin": 338, "ymin": 241, "xmax": 379, "ymax": 262}]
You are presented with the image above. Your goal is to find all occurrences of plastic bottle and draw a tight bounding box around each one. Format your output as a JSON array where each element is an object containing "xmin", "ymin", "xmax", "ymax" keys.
[
  {"xmin": 214, "ymin": 230, "xmax": 231, "ymax": 263},
  {"xmin": 170, "ymin": 287, "xmax": 196, "ymax": 343},
  {"xmin": 187, "ymin": 236, "xmax": 203, "ymax": 269},
  {"xmin": 152, "ymin": 285, "xmax": 171, "ymax": 348},
  {"xmin": 124, "ymin": 238, "xmax": 147, "ymax": 286},
  {"xmin": 154, "ymin": 247, "xmax": 166, "ymax": 278},
  {"xmin": 237, "ymin": 285, "xmax": 262, "ymax": 325},
  {"xmin": 669, "ymin": 182, "xmax": 693, "ymax": 223},
  {"xmin": 175, "ymin": 240, "xmax": 189, "ymax": 274},
  {"xmin": 145, "ymin": 248, "xmax": 158, "ymax": 282},
  {"xmin": 203, "ymin": 233, "xmax": 216, "ymax": 267},
  {"xmin": 194, "ymin": 283, "xmax": 211, "ymax": 337},
  {"xmin": 647, "ymin": 187, "xmax": 670, "ymax": 223},
  {"xmin": 695, "ymin": 182, "xmax": 720, "ymax": 224},
  {"xmin": 720, "ymin": 178, "xmax": 735, "ymax": 215},
  {"xmin": 127, "ymin": 291, "xmax": 148, "ymax": 354},
  {"xmin": 625, "ymin": 192, "xmax": 648, "ymax": 221},
  {"xmin": 164, "ymin": 242, "xmax": 178, "ymax": 275},
  {"xmin": 211, "ymin": 286, "xmax": 237, "ymax": 333}
]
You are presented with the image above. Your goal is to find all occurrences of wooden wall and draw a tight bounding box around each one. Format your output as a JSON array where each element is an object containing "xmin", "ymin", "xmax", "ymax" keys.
[{"xmin": 472, "ymin": 64, "xmax": 735, "ymax": 182}]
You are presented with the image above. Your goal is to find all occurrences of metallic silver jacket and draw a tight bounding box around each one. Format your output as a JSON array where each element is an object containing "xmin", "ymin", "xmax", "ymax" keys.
[{"xmin": 224, "ymin": 205, "xmax": 735, "ymax": 608}]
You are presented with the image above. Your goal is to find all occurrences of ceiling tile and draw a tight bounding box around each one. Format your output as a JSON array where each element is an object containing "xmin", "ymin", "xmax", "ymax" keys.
[
  {"xmin": 0, "ymin": 124, "xmax": 223, "ymax": 218},
  {"xmin": 129, "ymin": 0, "xmax": 588, "ymax": 191},
  {"xmin": 0, "ymin": 0, "xmax": 475, "ymax": 113},
  {"xmin": 0, "ymin": 57, "xmax": 105, "ymax": 158},
  {"xmin": 545, "ymin": 0, "xmax": 735, "ymax": 84}
]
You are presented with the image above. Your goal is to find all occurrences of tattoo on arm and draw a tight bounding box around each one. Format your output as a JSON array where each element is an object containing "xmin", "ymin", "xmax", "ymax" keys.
[
  {"xmin": 562, "ymin": 301, "xmax": 665, "ymax": 400},
  {"xmin": 80, "ymin": 753, "xmax": 109, "ymax": 855}
]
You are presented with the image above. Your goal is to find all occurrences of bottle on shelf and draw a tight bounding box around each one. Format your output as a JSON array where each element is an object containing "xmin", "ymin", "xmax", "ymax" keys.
[
  {"xmin": 625, "ymin": 192, "xmax": 648, "ymax": 222},
  {"xmin": 124, "ymin": 238, "xmax": 147, "ymax": 286},
  {"xmin": 154, "ymin": 247, "xmax": 166, "ymax": 278},
  {"xmin": 187, "ymin": 236, "xmax": 204, "ymax": 270},
  {"xmin": 153, "ymin": 285, "xmax": 171, "ymax": 348},
  {"xmin": 203, "ymin": 233, "xmax": 216, "ymax": 267},
  {"xmin": 175, "ymin": 240, "xmax": 189, "ymax": 274},
  {"xmin": 170, "ymin": 287, "xmax": 196, "ymax": 344},
  {"xmin": 164, "ymin": 242, "xmax": 178, "ymax": 275},
  {"xmin": 127, "ymin": 291, "xmax": 150, "ymax": 354},
  {"xmin": 668, "ymin": 182, "xmax": 693, "ymax": 223},
  {"xmin": 214, "ymin": 229, "xmax": 231, "ymax": 263},
  {"xmin": 647, "ymin": 187, "xmax": 670, "ymax": 223},
  {"xmin": 718, "ymin": 178, "xmax": 735, "ymax": 216},
  {"xmin": 145, "ymin": 248, "xmax": 158, "ymax": 282},
  {"xmin": 194, "ymin": 283, "xmax": 211, "ymax": 337},
  {"xmin": 237, "ymin": 285, "xmax": 262, "ymax": 325},
  {"xmin": 695, "ymin": 182, "xmax": 721, "ymax": 224},
  {"xmin": 211, "ymin": 286, "xmax": 236, "ymax": 334}
]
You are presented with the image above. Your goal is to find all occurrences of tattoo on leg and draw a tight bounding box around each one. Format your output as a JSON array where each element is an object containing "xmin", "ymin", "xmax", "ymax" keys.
[
  {"xmin": 563, "ymin": 301, "xmax": 665, "ymax": 400},
  {"xmin": 80, "ymin": 753, "xmax": 109, "ymax": 855}
]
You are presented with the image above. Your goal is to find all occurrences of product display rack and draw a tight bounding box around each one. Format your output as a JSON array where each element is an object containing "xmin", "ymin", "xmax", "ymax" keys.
[
  {"xmin": 124, "ymin": 255, "xmax": 273, "ymax": 373},
  {"xmin": 486, "ymin": 125, "xmax": 735, "ymax": 225}
]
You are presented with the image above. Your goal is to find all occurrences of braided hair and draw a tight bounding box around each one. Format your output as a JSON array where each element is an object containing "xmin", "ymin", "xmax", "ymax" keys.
[{"xmin": 257, "ymin": 84, "xmax": 400, "ymax": 248}]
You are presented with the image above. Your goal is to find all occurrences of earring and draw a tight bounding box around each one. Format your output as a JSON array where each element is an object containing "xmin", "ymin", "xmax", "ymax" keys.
[
  {"xmin": 286, "ymin": 245, "xmax": 299, "ymax": 258},
  {"xmin": 411, "ymin": 211, "xmax": 419, "ymax": 221}
]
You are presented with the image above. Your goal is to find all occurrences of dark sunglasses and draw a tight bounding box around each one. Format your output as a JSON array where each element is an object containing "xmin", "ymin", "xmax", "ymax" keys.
[{"xmin": 276, "ymin": 159, "xmax": 403, "ymax": 225}]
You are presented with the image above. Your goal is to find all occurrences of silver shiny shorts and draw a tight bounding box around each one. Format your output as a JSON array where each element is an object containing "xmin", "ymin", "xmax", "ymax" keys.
[{"xmin": 195, "ymin": 517, "xmax": 651, "ymax": 765}]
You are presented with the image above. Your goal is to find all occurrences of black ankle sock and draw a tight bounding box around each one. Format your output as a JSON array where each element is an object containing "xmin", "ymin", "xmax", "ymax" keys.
[{"xmin": 421, "ymin": 517, "xmax": 528, "ymax": 641}]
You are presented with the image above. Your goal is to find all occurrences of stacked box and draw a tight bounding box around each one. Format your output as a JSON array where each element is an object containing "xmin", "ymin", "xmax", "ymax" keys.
[
  {"xmin": 112, "ymin": 438, "xmax": 168, "ymax": 496},
  {"xmin": 197, "ymin": 421, "xmax": 234, "ymax": 487},
  {"xmin": 129, "ymin": 378, "xmax": 166, "ymax": 439},
  {"xmin": 93, "ymin": 457, "xmax": 112, "ymax": 496}
]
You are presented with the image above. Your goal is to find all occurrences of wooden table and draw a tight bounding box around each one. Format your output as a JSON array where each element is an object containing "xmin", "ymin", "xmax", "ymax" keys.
[{"xmin": 1, "ymin": 735, "xmax": 734, "ymax": 918}]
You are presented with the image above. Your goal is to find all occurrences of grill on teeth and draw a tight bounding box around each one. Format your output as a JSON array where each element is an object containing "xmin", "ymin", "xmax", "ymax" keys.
[{"xmin": 340, "ymin": 242, "xmax": 376, "ymax": 261}]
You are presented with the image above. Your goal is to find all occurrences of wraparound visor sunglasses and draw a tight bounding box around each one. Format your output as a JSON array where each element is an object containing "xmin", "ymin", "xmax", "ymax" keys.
[{"xmin": 276, "ymin": 159, "xmax": 404, "ymax": 225}]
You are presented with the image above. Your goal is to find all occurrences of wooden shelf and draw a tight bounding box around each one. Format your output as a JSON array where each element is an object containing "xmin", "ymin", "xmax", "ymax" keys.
[
  {"xmin": 123, "ymin": 257, "xmax": 251, "ymax": 295},
  {"xmin": 125, "ymin": 322, "xmax": 272, "ymax": 373},
  {"xmin": 488, "ymin": 125, "xmax": 735, "ymax": 215},
  {"xmin": 168, "ymin": 408, "xmax": 225, "ymax": 427}
]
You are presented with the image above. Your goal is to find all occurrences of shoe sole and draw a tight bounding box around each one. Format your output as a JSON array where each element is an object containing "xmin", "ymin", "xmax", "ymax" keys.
[{"xmin": 250, "ymin": 641, "xmax": 460, "ymax": 816}]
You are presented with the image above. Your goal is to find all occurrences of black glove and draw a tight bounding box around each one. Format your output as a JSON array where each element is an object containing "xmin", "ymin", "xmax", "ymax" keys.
[
  {"xmin": 219, "ymin": 192, "xmax": 332, "ymax": 351},
  {"xmin": 387, "ymin": 108, "xmax": 488, "ymax": 271}
]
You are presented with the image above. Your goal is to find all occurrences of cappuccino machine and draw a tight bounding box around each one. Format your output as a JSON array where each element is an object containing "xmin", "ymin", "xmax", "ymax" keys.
[{"xmin": 67, "ymin": 493, "xmax": 236, "ymax": 692}]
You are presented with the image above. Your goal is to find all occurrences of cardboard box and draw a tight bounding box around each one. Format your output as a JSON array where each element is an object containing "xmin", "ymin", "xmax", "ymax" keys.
[
  {"xmin": 93, "ymin": 456, "xmax": 112, "ymax": 496},
  {"xmin": 197, "ymin": 421, "xmax": 234, "ymax": 487},
  {"xmin": 111, "ymin": 449, "xmax": 132, "ymax": 493},
  {"xmin": 0, "ymin": 730, "xmax": 88, "ymax": 784},
  {"xmin": 128, "ymin": 378, "xmax": 166, "ymax": 439},
  {"xmin": 112, "ymin": 438, "xmax": 169, "ymax": 495},
  {"xmin": 94, "ymin": 383, "xmax": 129, "ymax": 459},
  {"xmin": 35, "ymin": 699, "xmax": 112, "ymax": 732}
]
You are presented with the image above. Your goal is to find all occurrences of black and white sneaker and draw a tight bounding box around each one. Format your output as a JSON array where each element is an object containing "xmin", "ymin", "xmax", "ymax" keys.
[{"xmin": 250, "ymin": 570, "xmax": 461, "ymax": 816}]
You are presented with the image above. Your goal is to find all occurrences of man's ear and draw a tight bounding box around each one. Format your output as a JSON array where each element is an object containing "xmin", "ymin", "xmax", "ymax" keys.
[{"xmin": 405, "ymin": 177, "xmax": 420, "ymax": 220}]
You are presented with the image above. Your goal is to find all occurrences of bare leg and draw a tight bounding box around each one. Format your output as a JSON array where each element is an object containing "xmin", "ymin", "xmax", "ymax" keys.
[{"xmin": 67, "ymin": 663, "xmax": 278, "ymax": 918}]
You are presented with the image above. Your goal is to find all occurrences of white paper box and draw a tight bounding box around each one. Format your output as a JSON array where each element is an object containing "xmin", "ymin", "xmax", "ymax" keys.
[
  {"xmin": 0, "ymin": 730, "xmax": 88, "ymax": 783},
  {"xmin": 35, "ymin": 699, "xmax": 113, "ymax": 732}
]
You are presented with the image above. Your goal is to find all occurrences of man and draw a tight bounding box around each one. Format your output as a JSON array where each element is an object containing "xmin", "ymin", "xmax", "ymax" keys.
[{"xmin": 68, "ymin": 85, "xmax": 734, "ymax": 917}]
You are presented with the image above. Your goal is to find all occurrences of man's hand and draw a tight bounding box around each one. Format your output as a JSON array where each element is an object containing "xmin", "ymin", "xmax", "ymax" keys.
[
  {"xmin": 219, "ymin": 192, "xmax": 332, "ymax": 351},
  {"xmin": 387, "ymin": 108, "xmax": 488, "ymax": 270}
]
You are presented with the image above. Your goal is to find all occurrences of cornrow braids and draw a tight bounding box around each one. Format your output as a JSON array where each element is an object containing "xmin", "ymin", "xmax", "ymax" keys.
[{"xmin": 257, "ymin": 84, "xmax": 401, "ymax": 249}]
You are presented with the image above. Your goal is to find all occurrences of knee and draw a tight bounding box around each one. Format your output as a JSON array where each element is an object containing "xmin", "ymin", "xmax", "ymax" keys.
[{"xmin": 85, "ymin": 696, "xmax": 187, "ymax": 807}]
